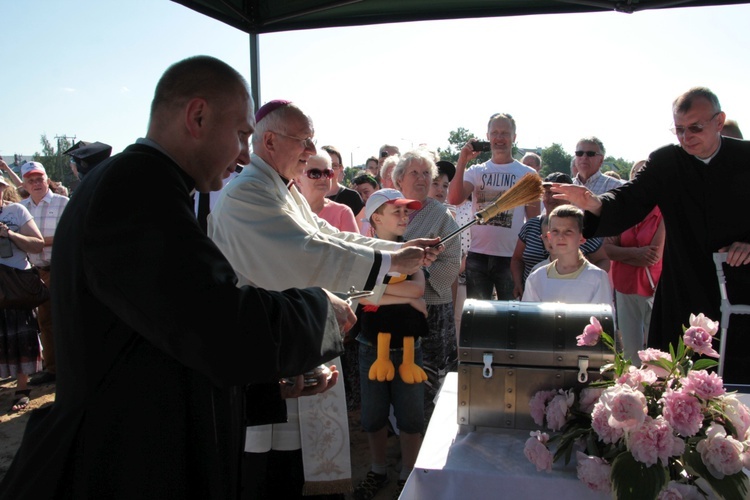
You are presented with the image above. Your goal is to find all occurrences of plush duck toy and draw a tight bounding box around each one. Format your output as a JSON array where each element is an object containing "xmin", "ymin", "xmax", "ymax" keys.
[{"xmin": 360, "ymin": 274, "xmax": 429, "ymax": 384}]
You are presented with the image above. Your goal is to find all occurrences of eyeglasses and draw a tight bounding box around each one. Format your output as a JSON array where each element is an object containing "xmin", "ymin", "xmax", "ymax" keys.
[
  {"xmin": 670, "ymin": 112, "xmax": 721, "ymax": 136},
  {"xmin": 574, "ymin": 150, "xmax": 601, "ymax": 158},
  {"xmin": 379, "ymin": 151, "xmax": 389, "ymax": 158},
  {"xmin": 273, "ymin": 131, "xmax": 317, "ymax": 148},
  {"xmin": 25, "ymin": 176, "xmax": 47, "ymax": 184},
  {"xmin": 305, "ymin": 168, "xmax": 335, "ymax": 180}
]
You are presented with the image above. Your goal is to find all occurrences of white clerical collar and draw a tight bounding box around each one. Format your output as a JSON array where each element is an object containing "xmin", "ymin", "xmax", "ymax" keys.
[{"xmin": 694, "ymin": 140, "xmax": 721, "ymax": 164}]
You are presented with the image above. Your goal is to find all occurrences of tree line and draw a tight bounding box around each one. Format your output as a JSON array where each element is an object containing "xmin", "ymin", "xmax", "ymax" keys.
[{"xmin": 437, "ymin": 127, "xmax": 634, "ymax": 180}]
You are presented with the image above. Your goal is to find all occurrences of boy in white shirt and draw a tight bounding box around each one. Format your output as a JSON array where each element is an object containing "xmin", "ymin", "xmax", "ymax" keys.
[{"xmin": 522, "ymin": 205, "xmax": 612, "ymax": 306}]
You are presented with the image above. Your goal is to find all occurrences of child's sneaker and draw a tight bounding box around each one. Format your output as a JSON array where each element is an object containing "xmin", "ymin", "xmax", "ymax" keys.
[{"xmin": 353, "ymin": 471, "xmax": 388, "ymax": 500}]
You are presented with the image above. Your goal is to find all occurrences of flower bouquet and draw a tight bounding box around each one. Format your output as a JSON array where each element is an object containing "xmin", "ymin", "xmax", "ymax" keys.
[{"xmin": 524, "ymin": 313, "xmax": 750, "ymax": 499}]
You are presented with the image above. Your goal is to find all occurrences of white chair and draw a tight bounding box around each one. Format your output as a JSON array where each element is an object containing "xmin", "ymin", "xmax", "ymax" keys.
[{"xmin": 712, "ymin": 252, "xmax": 750, "ymax": 377}]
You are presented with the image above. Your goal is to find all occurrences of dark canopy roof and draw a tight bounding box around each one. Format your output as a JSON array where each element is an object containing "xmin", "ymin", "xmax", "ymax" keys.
[{"xmin": 172, "ymin": 0, "xmax": 749, "ymax": 34}]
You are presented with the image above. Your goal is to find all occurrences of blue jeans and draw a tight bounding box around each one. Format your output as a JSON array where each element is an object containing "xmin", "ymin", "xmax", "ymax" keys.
[
  {"xmin": 358, "ymin": 342, "xmax": 424, "ymax": 434},
  {"xmin": 466, "ymin": 251, "xmax": 514, "ymax": 300}
]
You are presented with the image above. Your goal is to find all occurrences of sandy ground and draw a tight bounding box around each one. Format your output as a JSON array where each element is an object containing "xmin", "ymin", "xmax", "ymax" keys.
[
  {"xmin": 0, "ymin": 377, "xmax": 404, "ymax": 499},
  {"xmin": 0, "ymin": 376, "xmax": 56, "ymax": 481}
]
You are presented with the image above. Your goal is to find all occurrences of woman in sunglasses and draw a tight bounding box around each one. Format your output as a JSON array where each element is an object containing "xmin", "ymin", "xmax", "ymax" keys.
[{"xmin": 295, "ymin": 150, "xmax": 358, "ymax": 233}]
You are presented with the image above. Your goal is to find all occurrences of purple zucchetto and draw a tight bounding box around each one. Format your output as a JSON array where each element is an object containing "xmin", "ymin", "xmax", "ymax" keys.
[{"xmin": 255, "ymin": 99, "xmax": 292, "ymax": 123}]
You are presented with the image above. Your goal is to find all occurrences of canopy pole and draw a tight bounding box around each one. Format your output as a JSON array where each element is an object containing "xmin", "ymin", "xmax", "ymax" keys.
[{"xmin": 249, "ymin": 32, "xmax": 261, "ymax": 113}]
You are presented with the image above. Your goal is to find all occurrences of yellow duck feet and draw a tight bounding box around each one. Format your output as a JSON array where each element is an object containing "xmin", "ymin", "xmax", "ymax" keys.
[
  {"xmin": 399, "ymin": 336, "xmax": 427, "ymax": 384},
  {"xmin": 369, "ymin": 332, "xmax": 395, "ymax": 381}
]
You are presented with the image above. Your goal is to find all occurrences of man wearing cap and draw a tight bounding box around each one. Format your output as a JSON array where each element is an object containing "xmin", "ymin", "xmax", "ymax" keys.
[
  {"xmin": 571, "ymin": 136, "xmax": 623, "ymax": 195},
  {"xmin": 448, "ymin": 113, "xmax": 540, "ymax": 300},
  {"xmin": 0, "ymin": 56, "xmax": 354, "ymax": 500},
  {"xmin": 19, "ymin": 161, "xmax": 68, "ymax": 386},
  {"xmin": 209, "ymin": 100, "xmax": 440, "ymax": 498},
  {"xmin": 64, "ymin": 141, "xmax": 113, "ymax": 191}
]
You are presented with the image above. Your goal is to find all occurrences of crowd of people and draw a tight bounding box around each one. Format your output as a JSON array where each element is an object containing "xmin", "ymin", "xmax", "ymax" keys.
[{"xmin": 1, "ymin": 55, "xmax": 748, "ymax": 500}]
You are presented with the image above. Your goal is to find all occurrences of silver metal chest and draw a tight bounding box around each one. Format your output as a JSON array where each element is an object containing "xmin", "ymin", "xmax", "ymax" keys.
[{"xmin": 457, "ymin": 300, "xmax": 615, "ymax": 432}]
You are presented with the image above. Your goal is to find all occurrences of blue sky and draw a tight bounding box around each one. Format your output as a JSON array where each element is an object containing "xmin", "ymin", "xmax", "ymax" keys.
[{"xmin": 2, "ymin": 1, "xmax": 750, "ymax": 169}]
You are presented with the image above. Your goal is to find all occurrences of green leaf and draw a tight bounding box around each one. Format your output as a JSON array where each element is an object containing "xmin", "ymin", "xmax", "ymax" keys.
[
  {"xmin": 610, "ymin": 452, "xmax": 669, "ymax": 500},
  {"xmin": 674, "ymin": 336, "xmax": 686, "ymax": 361},
  {"xmin": 683, "ymin": 446, "xmax": 750, "ymax": 500},
  {"xmin": 692, "ymin": 359, "xmax": 719, "ymax": 371}
]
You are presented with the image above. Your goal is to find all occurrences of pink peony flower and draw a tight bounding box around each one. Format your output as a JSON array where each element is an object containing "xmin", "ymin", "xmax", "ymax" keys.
[
  {"xmin": 638, "ymin": 348, "xmax": 673, "ymax": 378},
  {"xmin": 628, "ymin": 416, "xmax": 685, "ymax": 467},
  {"xmin": 661, "ymin": 389, "xmax": 704, "ymax": 437},
  {"xmin": 657, "ymin": 481, "xmax": 703, "ymax": 500},
  {"xmin": 689, "ymin": 313, "xmax": 719, "ymax": 336},
  {"xmin": 601, "ymin": 385, "xmax": 647, "ymax": 431},
  {"xmin": 579, "ymin": 387, "xmax": 604, "ymax": 414},
  {"xmin": 529, "ymin": 390, "xmax": 557, "ymax": 427},
  {"xmin": 681, "ymin": 370, "xmax": 725, "ymax": 401},
  {"xmin": 696, "ymin": 424, "xmax": 745, "ymax": 479},
  {"xmin": 719, "ymin": 395, "xmax": 750, "ymax": 441},
  {"xmin": 617, "ymin": 365, "xmax": 657, "ymax": 391},
  {"xmin": 683, "ymin": 326, "xmax": 719, "ymax": 358},
  {"xmin": 591, "ymin": 401, "xmax": 624, "ymax": 444},
  {"xmin": 575, "ymin": 451, "xmax": 611, "ymax": 492},
  {"xmin": 545, "ymin": 390, "xmax": 574, "ymax": 431},
  {"xmin": 576, "ymin": 316, "xmax": 603, "ymax": 347},
  {"xmin": 524, "ymin": 431, "xmax": 553, "ymax": 472}
]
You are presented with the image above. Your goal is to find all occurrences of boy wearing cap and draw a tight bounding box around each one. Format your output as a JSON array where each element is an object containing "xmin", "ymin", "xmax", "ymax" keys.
[
  {"xmin": 354, "ymin": 188, "xmax": 428, "ymax": 500},
  {"xmin": 20, "ymin": 161, "xmax": 69, "ymax": 386}
]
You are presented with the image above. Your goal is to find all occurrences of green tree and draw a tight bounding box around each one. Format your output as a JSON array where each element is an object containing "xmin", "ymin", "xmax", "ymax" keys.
[
  {"xmin": 602, "ymin": 156, "xmax": 633, "ymax": 180},
  {"xmin": 539, "ymin": 143, "xmax": 573, "ymax": 178},
  {"xmin": 343, "ymin": 167, "xmax": 360, "ymax": 185},
  {"xmin": 437, "ymin": 127, "xmax": 491, "ymax": 166},
  {"xmin": 33, "ymin": 134, "xmax": 76, "ymax": 187}
]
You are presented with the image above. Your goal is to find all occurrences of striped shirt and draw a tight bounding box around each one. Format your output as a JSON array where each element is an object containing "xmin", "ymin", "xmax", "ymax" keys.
[
  {"xmin": 573, "ymin": 170, "xmax": 624, "ymax": 195},
  {"xmin": 21, "ymin": 190, "xmax": 69, "ymax": 266}
]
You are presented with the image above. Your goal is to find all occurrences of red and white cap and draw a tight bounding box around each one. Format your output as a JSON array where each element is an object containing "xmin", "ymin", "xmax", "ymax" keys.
[
  {"xmin": 21, "ymin": 161, "xmax": 46, "ymax": 178},
  {"xmin": 364, "ymin": 188, "xmax": 422, "ymax": 220}
]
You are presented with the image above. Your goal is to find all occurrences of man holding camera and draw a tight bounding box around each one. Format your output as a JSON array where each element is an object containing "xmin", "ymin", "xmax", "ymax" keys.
[{"xmin": 448, "ymin": 113, "xmax": 539, "ymax": 300}]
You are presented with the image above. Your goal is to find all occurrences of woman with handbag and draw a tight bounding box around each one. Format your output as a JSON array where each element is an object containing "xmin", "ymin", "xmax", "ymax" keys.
[{"xmin": 0, "ymin": 176, "xmax": 45, "ymax": 412}]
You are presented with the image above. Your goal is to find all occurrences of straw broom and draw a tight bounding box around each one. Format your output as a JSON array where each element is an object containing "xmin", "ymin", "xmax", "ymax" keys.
[{"xmin": 439, "ymin": 173, "xmax": 544, "ymax": 245}]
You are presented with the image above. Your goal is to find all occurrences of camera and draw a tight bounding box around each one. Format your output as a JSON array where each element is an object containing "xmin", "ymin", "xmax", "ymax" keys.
[
  {"xmin": 472, "ymin": 141, "xmax": 491, "ymax": 152},
  {"xmin": 0, "ymin": 236, "xmax": 13, "ymax": 259}
]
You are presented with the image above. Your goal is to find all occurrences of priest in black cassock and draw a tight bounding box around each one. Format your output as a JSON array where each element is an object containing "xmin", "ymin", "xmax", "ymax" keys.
[
  {"xmin": 554, "ymin": 87, "xmax": 750, "ymax": 383},
  {"xmin": 0, "ymin": 56, "xmax": 355, "ymax": 500}
]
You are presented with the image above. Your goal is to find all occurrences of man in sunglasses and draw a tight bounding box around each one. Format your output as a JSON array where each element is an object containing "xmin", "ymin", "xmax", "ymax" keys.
[
  {"xmin": 209, "ymin": 100, "xmax": 442, "ymax": 498},
  {"xmin": 554, "ymin": 87, "xmax": 750, "ymax": 383},
  {"xmin": 571, "ymin": 136, "xmax": 623, "ymax": 195}
]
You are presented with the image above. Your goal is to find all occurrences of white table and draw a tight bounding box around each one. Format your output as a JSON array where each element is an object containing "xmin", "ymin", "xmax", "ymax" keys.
[{"xmin": 400, "ymin": 372, "xmax": 608, "ymax": 499}]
